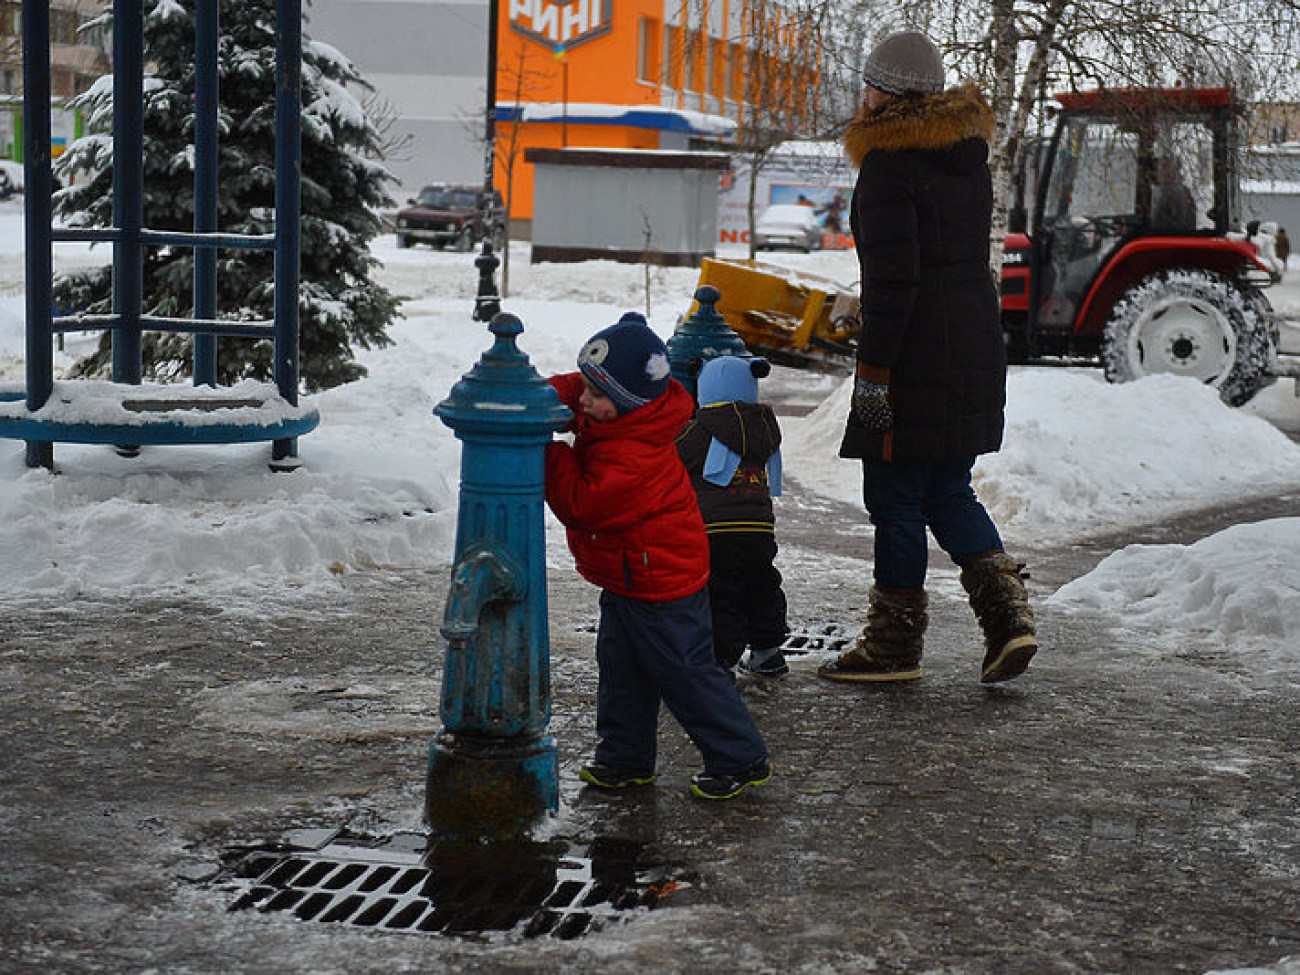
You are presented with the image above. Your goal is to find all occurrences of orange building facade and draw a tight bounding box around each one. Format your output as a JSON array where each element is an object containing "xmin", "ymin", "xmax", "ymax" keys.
[{"xmin": 495, "ymin": 0, "xmax": 827, "ymax": 230}]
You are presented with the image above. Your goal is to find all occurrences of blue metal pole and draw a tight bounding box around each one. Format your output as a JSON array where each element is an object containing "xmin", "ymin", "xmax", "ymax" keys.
[
  {"xmin": 272, "ymin": 0, "xmax": 302, "ymax": 464},
  {"xmin": 192, "ymin": 0, "xmax": 219, "ymax": 386},
  {"xmin": 112, "ymin": 0, "xmax": 144, "ymax": 386},
  {"xmin": 21, "ymin": 0, "xmax": 54, "ymax": 468}
]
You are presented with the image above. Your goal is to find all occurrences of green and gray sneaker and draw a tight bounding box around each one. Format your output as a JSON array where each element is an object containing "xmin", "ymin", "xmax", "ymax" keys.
[
  {"xmin": 579, "ymin": 763, "xmax": 656, "ymax": 789},
  {"xmin": 689, "ymin": 761, "xmax": 772, "ymax": 800}
]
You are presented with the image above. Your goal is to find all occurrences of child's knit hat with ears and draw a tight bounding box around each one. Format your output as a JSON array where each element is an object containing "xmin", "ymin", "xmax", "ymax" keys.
[
  {"xmin": 696, "ymin": 355, "xmax": 772, "ymax": 407},
  {"xmin": 577, "ymin": 312, "xmax": 672, "ymax": 413}
]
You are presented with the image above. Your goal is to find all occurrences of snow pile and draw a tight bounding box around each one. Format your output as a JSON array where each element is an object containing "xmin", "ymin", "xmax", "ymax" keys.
[
  {"xmin": 783, "ymin": 368, "xmax": 1300, "ymax": 539},
  {"xmin": 1048, "ymin": 519, "xmax": 1300, "ymax": 651},
  {"xmin": 983, "ymin": 370, "xmax": 1300, "ymax": 536}
]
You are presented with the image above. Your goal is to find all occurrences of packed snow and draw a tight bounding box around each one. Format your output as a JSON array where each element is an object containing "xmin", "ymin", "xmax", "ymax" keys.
[{"xmin": 2, "ymin": 198, "xmax": 1300, "ymax": 664}]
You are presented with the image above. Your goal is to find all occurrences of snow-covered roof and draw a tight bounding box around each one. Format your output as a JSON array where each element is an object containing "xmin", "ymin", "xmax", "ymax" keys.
[
  {"xmin": 1242, "ymin": 180, "xmax": 1300, "ymax": 195},
  {"xmin": 773, "ymin": 140, "xmax": 843, "ymax": 158},
  {"xmin": 495, "ymin": 102, "xmax": 736, "ymax": 137}
]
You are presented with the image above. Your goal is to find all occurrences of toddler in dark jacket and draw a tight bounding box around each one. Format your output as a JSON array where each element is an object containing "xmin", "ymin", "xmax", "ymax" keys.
[
  {"xmin": 545, "ymin": 313, "xmax": 770, "ymax": 800},
  {"xmin": 676, "ymin": 355, "xmax": 790, "ymax": 677}
]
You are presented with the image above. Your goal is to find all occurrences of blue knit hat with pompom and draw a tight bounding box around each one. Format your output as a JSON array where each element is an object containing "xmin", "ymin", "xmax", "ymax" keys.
[{"xmin": 577, "ymin": 312, "xmax": 672, "ymax": 414}]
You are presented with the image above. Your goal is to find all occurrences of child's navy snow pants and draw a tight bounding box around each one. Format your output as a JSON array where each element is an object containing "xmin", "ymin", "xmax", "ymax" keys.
[{"xmin": 593, "ymin": 587, "xmax": 768, "ymax": 777}]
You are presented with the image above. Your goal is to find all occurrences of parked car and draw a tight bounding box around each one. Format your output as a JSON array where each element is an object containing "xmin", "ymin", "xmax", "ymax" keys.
[
  {"xmin": 754, "ymin": 204, "xmax": 824, "ymax": 253},
  {"xmin": 394, "ymin": 184, "xmax": 504, "ymax": 251}
]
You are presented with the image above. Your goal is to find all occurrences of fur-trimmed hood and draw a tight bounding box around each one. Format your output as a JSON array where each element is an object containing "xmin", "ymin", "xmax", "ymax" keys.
[{"xmin": 844, "ymin": 83, "xmax": 996, "ymax": 167}]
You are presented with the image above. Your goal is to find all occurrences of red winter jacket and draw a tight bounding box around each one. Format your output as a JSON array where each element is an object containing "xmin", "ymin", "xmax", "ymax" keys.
[{"xmin": 545, "ymin": 372, "xmax": 709, "ymax": 601}]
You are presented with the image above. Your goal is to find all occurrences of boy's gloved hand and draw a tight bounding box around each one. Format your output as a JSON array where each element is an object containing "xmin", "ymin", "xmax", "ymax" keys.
[{"xmin": 851, "ymin": 378, "xmax": 893, "ymax": 432}]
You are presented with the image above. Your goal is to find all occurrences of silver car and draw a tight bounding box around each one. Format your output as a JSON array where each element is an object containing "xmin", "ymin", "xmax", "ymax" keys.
[{"xmin": 754, "ymin": 204, "xmax": 825, "ymax": 252}]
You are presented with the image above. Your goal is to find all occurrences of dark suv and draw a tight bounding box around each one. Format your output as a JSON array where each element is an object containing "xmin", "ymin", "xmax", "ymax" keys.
[{"xmin": 394, "ymin": 184, "xmax": 504, "ymax": 251}]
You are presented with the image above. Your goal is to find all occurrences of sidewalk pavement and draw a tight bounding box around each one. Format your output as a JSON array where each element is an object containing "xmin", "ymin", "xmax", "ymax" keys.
[{"xmin": 2, "ymin": 481, "xmax": 1298, "ymax": 975}]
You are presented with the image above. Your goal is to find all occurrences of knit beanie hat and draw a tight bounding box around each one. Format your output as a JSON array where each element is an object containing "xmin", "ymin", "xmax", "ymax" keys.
[
  {"xmin": 697, "ymin": 355, "xmax": 771, "ymax": 407},
  {"xmin": 577, "ymin": 311, "xmax": 672, "ymax": 414},
  {"xmin": 862, "ymin": 30, "xmax": 945, "ymax": 96}
]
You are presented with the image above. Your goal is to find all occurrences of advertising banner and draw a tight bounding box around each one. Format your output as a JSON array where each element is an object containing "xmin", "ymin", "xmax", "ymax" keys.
[{"xmin": 717, "ymin": 142, "xmax": 857, "ymax": 249}]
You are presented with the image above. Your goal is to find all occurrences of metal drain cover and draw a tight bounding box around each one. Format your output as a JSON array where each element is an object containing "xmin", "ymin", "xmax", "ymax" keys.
[
  {"xmin": 226, "ymin": 833, "xmax": 686, "ymax": 940},
  {"xmin": 781, "ymin": 621, "xmax": 854, "ymax": 655}
]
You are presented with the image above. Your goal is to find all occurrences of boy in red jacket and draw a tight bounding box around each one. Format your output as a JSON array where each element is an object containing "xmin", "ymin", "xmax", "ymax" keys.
[{"xmin": 545, "ymin": 312, "xmax": 771, "ymax": 801}]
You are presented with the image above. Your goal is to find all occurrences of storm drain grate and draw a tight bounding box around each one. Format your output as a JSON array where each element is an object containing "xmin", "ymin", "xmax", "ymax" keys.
[
  {"xmin": 227, "ymin": 833, "xmax": 685, "ymax": 940},
  {"xmin": 781, "ymin": 621, "xmax": 855, "ymax": 655}
]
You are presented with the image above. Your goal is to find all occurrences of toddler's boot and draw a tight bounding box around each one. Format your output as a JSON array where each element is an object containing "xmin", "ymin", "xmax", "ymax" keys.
[
  {"xmin": 961, "ymin": 551, "xmax": 1037, "ymax": 683},
  {"xmin": 738, "ymin": 644, "xmax": 789, "ymax": 677},
  {"xmin": 817, "ymin": 585, "xmax": 927, "ymax": 682}
]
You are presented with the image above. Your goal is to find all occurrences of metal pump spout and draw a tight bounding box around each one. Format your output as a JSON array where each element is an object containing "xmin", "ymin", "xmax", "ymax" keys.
[{"xmin": 441, "ymin": 542, "xmax": 526, "ymax": 643}]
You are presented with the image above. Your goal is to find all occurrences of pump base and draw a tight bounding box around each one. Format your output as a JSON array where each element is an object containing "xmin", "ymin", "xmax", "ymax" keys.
[{"xmin": 425, "ymin": 733, "xmax": 558, "ymax": 839}]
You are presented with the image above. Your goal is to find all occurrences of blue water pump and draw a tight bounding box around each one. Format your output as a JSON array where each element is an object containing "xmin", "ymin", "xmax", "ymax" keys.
[{"xmin": 427, "ymin": 312, "xmax": 571, "ymax": 838}]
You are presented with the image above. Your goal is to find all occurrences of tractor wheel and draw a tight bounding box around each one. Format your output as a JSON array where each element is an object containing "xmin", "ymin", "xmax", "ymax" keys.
[{"xmin": 1101, "ymin": 268, "xmax": 1274, "ymax": 406}]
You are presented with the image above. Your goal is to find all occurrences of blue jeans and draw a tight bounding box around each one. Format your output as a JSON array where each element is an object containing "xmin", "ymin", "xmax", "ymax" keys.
[{"xmin": 861, "ymin": 457, "xmax": 1003, "ymax": 590}]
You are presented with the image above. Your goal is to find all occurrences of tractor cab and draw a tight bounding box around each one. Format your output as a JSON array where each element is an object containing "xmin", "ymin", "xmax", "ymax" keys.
[{"xmin": 1002, "ymin": 87, "xmax": 1282, "ymax": 405}]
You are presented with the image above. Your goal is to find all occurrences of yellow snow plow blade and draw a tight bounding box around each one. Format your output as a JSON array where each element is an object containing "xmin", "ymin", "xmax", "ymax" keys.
[{"xmin": 689, "ymin": 257, "xmax": 860, "ymax": 371}]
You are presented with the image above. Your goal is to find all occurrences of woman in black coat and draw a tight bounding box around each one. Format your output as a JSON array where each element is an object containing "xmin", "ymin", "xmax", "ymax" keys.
[{"xmin": 817, "ymin": 30, "xmax": 1038, "ymax": 686}]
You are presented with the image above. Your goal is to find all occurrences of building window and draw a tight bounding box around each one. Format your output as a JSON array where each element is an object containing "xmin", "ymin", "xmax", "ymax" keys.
[
  {"xmin": 708, "ymin": 38, "xmax": 726, "ymax": 97},
  {"xmin": 729, "ymin": 42, "xmax": 745, "ymax": 101},
  {"xmin": 0, "ymin": 3, "xmax": 19, "ymax": 36},
  {"xmin": 684, "ymin": 30, "xmax": 701, "ymax": 92},
  {"xmin": 637, "ymin": 16, "xmax": 660, "ymax": 84},
  {"xmin": 50, "ymin": 8, "xmax": 80, "ymax": 45},
  {"xmin": 663, "ymin": 24, "xmax": 681, "ymax": 90}
]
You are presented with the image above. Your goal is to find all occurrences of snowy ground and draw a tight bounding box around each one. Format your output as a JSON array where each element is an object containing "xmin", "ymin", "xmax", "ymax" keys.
[{"xmin": 2, "ymin": 200, "xmax": 1300, "ymax": 972}]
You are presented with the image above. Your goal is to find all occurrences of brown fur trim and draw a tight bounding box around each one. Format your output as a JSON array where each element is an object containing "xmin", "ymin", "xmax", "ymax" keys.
[{"xmin": 844, "ymin": 83, "xmax": 996, "ymax": 167}]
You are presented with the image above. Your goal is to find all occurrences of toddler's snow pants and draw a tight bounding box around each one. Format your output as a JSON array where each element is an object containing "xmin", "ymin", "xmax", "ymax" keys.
[
  {"xmin": 593, "ymin": 587, "xmax": 768, "ymax": 777},
  {"xmin": 707, "ymin": 532, "xmax": 788, "ymax": 669}
]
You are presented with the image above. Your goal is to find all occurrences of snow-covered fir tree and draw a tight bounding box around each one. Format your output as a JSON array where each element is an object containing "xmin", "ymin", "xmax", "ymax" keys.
[{"xmin": 54, "ymin": 0, "xmax": 398, "ymax": 391}]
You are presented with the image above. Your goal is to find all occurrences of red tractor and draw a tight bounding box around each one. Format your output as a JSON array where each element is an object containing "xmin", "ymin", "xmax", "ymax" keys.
[{"xmin": 1001, "ymin": 86, "xmax": 1292, "ymax": 405}]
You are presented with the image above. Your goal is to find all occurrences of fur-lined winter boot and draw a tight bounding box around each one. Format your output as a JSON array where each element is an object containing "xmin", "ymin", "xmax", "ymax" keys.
[
  {"xmin": 817, "ymin": 585, "xmax": 927, "ymax": 682},
  {"xmin": 961, "ymin": 551, "xmax": 1037, "ymax": 683}
]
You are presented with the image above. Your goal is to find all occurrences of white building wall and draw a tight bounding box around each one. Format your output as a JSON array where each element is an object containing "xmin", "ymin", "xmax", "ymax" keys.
[{"xmin": 306, "ymin": 0, "xmax": 490, "ymax": 202}]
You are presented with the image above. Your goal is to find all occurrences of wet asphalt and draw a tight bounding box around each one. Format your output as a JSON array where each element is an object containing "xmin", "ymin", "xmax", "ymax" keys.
[{"xmin": 2, "ymin": 463, "xmax": 1299, "ymax": 975}]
